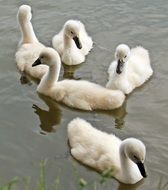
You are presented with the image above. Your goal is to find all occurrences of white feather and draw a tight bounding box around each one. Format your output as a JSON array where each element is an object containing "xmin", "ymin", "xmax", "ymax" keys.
[
  {"xmin": 33, "ymin": 48, "xmax": 125, "ymax": 111},
  {"xmin": 15, "ymin": 5, "xmax": 48, "ymax": 80},
  {"xmin": 68, "ymin": 117, "xmax": 147, "ymax": 184},
  {"xmin": 106, "ymin": 44, "xmax": 153, "ymax": 94},
  {"xmin": 52, "ymin": 20, "xmax": 93, "ymax": 65}
]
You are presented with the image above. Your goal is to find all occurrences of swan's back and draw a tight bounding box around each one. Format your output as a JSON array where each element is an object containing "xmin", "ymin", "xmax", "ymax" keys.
[
  {"xmin": 78, "ymin": 21, "xmax": 93, "ymax": 55},
  {"xmin": 52, "ymin": 79, "xmax": 125, "ymax": 110},
  {"xmin": 68, "ymin": 118, "xmax": 121, "ymax": 171},
  {"xmin": 131, "ymin": 46, "xmax": 150, "ymax": 65},
  {"xmin": 129, "ymin": 46, "xmax": 153, "ymax": 82}
]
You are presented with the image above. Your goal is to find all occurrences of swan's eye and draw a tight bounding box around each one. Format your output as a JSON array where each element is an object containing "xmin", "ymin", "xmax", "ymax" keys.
[
  {"xmin": 134, "ymin": 155, "xmax": 138, "ymax": 160},
  {"xmin": 40, "ymin": 56, "xmax": 44, "ymax": 59},
  {"xmin": 71, "ymin": 31, "xmax": 74, "ymax": 35},
  {"xmin": 124, "ymin": 55, "xmax": 127, "ymax": 58}
]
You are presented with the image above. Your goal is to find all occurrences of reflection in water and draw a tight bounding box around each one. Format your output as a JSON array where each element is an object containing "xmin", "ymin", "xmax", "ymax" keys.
[
  {"xmin": 117, "ymin": 179, "xmax": 144, "ymax": 190},
  {"xmin": 19, "ymin": 62, "xmax": 82, "ymax": 83},
  {"xmin": 19, "ymin": 71, "xmax": 41, "ymax": 86},
  {"xmin": 98, "ymin": 100, "xmax": 127, "ymax": 129},
  {"xmin": 114, "ymin": 100, "xmax": 127, "ymax": 129},
  {"xmin": 32, "ymin": 94, "xmax": 62, "ymax": 134},
  {"xmin": 20, "ymin": 72, "xmax": 32, "ymax": 85},
  {"xmin": 62, "ymin": 63, "xmax": 82, "ymax": 79}
]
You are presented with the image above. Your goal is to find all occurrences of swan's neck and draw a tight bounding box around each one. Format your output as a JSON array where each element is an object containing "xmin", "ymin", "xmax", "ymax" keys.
[
  {"xmin": 120, "ymin": 144, "xmax": 133, "ymax": 175},
  {"xmin": 45, "ymin": 63, "xmax": 60, "ymax": 86},
  {"xmin": 118, "ymin": 142, "xmax": 142, "ymax": 184},
  {"xmin": 38, "ymin": 62, "xmax": 61, "ymax": 93},
  {"xmin": 63, "ymin": 33, "xmax": 73, "ymax": 49},
  {"xmin": 121, "ymin": 61, "xmax": 128, "ymax": 75},
  {"xmin": 19, "ymin": 19, "xmax": 38, "ymax": 44}
]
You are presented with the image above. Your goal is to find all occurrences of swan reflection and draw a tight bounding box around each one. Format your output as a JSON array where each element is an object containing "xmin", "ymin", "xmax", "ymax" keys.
[
  {"xmin": 62, "ymin": 63, "xmax": 82, "ymax": 80},
  {"xmin": 32, "ymin": 94, "xmax": 62, "ymax": 134}
]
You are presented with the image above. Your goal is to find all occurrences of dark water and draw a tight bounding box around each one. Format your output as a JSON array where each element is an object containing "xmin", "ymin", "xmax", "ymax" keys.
[{"xmin": 0, "ymin": 0, "xmax": 168, "ymax": 189}]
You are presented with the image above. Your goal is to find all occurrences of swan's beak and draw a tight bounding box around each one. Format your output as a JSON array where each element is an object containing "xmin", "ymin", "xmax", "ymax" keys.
[
  {"xmin": 32, "ymin": 58, "xmax": 41, "ymax": 67},
  {"xmin": 136, "ymin": 161, "xmax": 147, "ymax": 178},
  {"xmin": 116, "ymin": 59, "xmax": 124, "ymax": 74},
  {"xmin": 73, "ymin": 36, "xmax": 82, "ymax": 49}
]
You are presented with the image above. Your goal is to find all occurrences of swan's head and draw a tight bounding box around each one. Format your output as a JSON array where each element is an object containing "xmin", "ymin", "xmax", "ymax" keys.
[
  {"xmin": 115, "ymin": 44, "xmax": 131, "ymax": 74},
  {"xmin": 64, "ymin": 20, "xmax": 82, "ymax": 49},
  {"xmin": 32, "ymin": 48, "xmax": 61, "ymax": 67},
  {"xmin": 17, "ymin": 5, "xmax": 32, "ymax": 23},
  {"xmin": 123, "ymin": 138, "xmax": 147, "ymax": 178}
]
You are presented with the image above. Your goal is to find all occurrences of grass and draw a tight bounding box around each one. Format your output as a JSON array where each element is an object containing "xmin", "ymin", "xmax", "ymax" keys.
[
  {"xmin": 0, "ymin": 177, "xmax": 19, "ymax": 190},
  {"xmin": 0, "ymin": 160, "xmax": 59, "ymax": 190},
  {"xmin": 37, "ymin": 161, "xmax": 47, "ymax": 190},
  {"xmin": 0, "ymin": 162, "xmax": 167, "ymax": 190},
  {"xmin": 72, "ymin": 162, "xmax": 114, "ymax": 190}
]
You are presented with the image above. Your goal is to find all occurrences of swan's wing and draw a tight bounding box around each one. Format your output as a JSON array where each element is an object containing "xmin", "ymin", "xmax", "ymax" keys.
[
  {"xmin": 131, "ymin": 46, "xmax": 150, "ymax": 66},
  {"xmin": 108, "ymin": 61, "xmax": 117, "ymax": 79},
  {"xmin": 68, "ymin": 118, "xmax": 121, "ymax": 171},
  {"xmin": 129, "ymin": 46, "xmax": 152, "ymax": 83},
  {"xmin": 79, "ymin": 22, "xmax": 93, "ymax": 55}
]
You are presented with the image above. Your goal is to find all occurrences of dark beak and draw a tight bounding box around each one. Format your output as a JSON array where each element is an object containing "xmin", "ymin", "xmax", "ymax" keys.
[
  {"xmin": 32, "ymin": 58, "xmax": 41, "ymax": 67},
  {"xmin": 137, "ymin": 162, "xmax": 147, "ymax": 178},
  {"xmin": 116, "ymin": 59, "xmax": 124, "ymax": 74},
  {"xmin": 73, "ymin": 36, "xmax": 82, "ymax": 49}
]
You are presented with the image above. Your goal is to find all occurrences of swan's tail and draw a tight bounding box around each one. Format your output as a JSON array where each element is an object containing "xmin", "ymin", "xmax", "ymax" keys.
[
  {"xmin": 106, "ymin": 90, "xmax": 125, "ymax": 109},
  {"xmin": 132, "ymin": 46, "xmax": 153, "ymax": 81},
  {"xmin": 132, "ymin": 46, "xmax": 150, "ymax": 65}
]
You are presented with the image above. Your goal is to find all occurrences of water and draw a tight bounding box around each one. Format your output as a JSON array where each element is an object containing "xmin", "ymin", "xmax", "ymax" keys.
[{"xmin": 0, "ymin": 0, "xmax": 168, "ymax": 189}]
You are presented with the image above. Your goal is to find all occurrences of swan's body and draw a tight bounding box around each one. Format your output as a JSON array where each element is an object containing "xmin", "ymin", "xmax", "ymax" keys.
[
  {"xmin": 32, "ymin": 48, "xmax": 125, "ymax": 111},
  {"xmin": 68, "ymin": 118, "xmax": 147, "ymax": 184},
  {"xmin": 15, "ymin": 5, "xmax": 48, "ymax": 80},
  {"xmin": 106, "ymin": 44, "xmax": 153, "ymax": 94},
  {"xmin": 52, "ymin": 20, "xmax": 93, "ymax": 65}
]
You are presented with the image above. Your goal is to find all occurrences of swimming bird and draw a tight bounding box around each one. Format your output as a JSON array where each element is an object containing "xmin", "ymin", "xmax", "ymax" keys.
[
  {"xmin": 15, "ymin": 5, "xmax": 48, "ymax": 80},
  {"xmin": 68, "ymin": 117, "xmax": 147, "ymax": 184},
  {"xmin": 32, "ymin": 47, "xmax": 125, "ymax": 111},
  {"xmin": 106, "ymin": 44, "xmax": 153, "ymax": 94},
  {"xmin": 52, "ymin": 20, "xmax": 93, "ymax": 65}
]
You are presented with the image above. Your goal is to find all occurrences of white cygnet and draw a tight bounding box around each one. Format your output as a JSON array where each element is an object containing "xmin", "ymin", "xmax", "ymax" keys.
[
  {"xmin": 106, "ymin": 44, "xmax": 153, "ymax": 94},
  {"xmin": 15, "ymin": 5, "xmax": 48, "ymax": 80},
  {"xmin": 32, "ymin": 47, "xmax": 125, "ymax": 111},
  {"xmin": 68, "ymin": 117, "xmax": 147, "ymax": 184},
  {"xmin": 52, "ymin": 20, "xmax": 93, "ymax": 65}
]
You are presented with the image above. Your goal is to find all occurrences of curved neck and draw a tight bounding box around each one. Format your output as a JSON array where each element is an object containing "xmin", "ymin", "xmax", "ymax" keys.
[
  {"xmin": 19, "ymin": 19, "xmax": 39, "ymax": 44},
  {"xmin": 46, "ymin": 63, "xmax": 60, "ymax": 85},
  {"xmin": 118, "ymin": 142, "xmax": 141, "ymax": 184},
  {"xmin": 123, "ymin": 61, "xmax": 129, "ymax": 74},
  {"xmin": 39, "ymin": 61, "xmax": 61, "ymax": 93},
  {"xmin": 63, "ymin": 32, "xmax": 73, "ymax": 49},
  {"xmin": 120, "ymin": 143, "xmax": 132, "ymax": 172}
]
